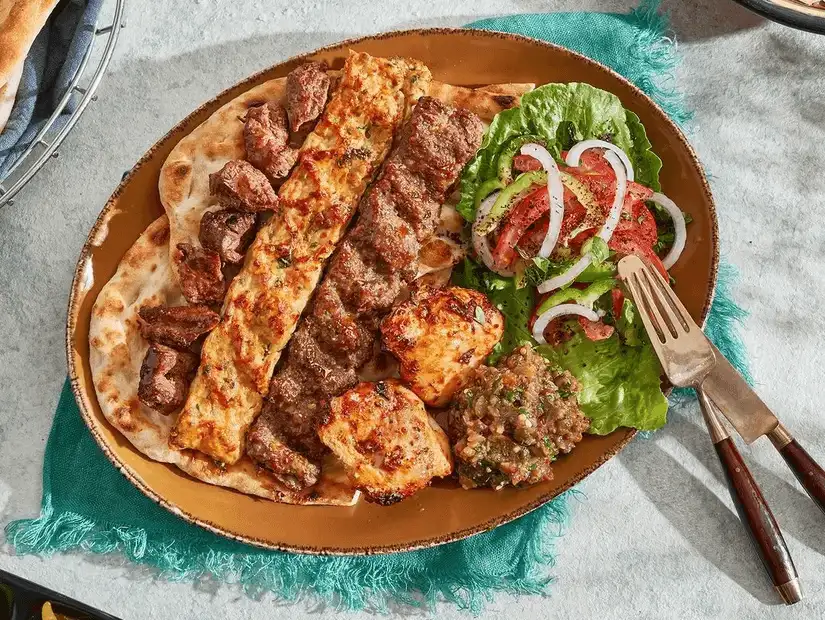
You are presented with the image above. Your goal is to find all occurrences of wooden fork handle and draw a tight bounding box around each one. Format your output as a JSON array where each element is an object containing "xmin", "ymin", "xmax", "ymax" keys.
[
  {"xmin": 769, "ymin": 424, "xmax": 825, "ymax": 516},
  {"xmin": 714, "ymin": 437, "xmax": 801, "ymax": 604}
]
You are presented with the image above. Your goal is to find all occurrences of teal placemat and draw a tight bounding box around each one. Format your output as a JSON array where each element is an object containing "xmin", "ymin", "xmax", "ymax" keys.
[{"xmin": 5, "ymin": 1, "xmax": 750, "ymax": 612}]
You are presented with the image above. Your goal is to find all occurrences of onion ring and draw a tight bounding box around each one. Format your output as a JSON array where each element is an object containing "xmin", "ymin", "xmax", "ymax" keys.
[
  {"xmin": 565, "ymin": 139, "xmax": 635, "ymax": 182},
  {"xmin": 650, "ymin": 192, "xmax": 687, "ymax": 269},
  {"xmin": 538, "ymin": 150, "xmax": 628, "ymax": 293},
  {"xmin": 532, "ymin": 303, "xmax": 600, "ymax": 345},
  {"xmin": 519, "ymin": 143, "xmax": 565, "ymax": 258},
  {"xmin": 472, "ymin": 191, "xmax": 515, "ymax": 277}
]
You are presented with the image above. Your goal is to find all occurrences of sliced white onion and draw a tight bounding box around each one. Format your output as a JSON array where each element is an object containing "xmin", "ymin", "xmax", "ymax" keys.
[
  {"xmin": 519, "ymin": 143, "xmax": 565, "ymax": 258},
  {"xmin": 597, "ymin": 151, "xmax": 628, "ymax": 241},
  {"xmin": 532, "ymin": 303, "xmax": 600, "ymax": 345},
  {"xmin": 651, "ymin": 191, "xmax": 687, "ymax": 269},
  {"xmin": 537, "ymin": 150, "xmax": 628, "ymax": 294},
  {"xmin": 472, "ymin": 191, "xmax": 514, "ymax": 277},
  {"xmin": 565, "ymin": 139, "xmax": 635, "ymax": 182}
]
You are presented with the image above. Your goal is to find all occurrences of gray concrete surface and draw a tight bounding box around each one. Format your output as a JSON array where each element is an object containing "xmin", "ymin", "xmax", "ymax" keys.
[{"xmin": 1, "ymin": 1, "xmax": 824, "ymax": 618}]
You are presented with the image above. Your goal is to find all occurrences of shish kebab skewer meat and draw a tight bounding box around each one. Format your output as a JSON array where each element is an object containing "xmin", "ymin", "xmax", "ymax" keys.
[{"xmin": 246, "ymin": 96, "xmax": 484, "ymax": 491}]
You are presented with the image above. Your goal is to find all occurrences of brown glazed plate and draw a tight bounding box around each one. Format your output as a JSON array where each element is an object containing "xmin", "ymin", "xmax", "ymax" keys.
[{"xmin": 66, "ymin": 28, "xmax": 718, "ymax": 555}]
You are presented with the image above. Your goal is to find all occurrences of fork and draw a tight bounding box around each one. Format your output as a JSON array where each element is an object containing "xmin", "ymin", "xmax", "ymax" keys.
[{"xmin": 618, "ymin": 255, "xmax": 801, "ymax": 605}]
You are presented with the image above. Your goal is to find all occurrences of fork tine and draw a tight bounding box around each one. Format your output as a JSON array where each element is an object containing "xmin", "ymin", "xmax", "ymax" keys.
[
  {"xmin": 643, "ymin": 260, "xmax": 695, "ymax": 333},
  {"xmin": 635, "ymin": 269, "xmax": 675, "ymax": 339},
  {"xmin": 623, "ymin": 270, "xmax": 671, "ymax": 364},
  {"xmin": 620, "ymin": 259, "xmax": 666, "ymax": 340},
  {"xmin": 639, "ymin": 268, "xmax": 685, "ymax": 338}
]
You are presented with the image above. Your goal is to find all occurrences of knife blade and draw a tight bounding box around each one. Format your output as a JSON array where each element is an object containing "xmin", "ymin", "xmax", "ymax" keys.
[{"xmin": 699, "ymin": 343, "xmax": 779, "ymax": 444}]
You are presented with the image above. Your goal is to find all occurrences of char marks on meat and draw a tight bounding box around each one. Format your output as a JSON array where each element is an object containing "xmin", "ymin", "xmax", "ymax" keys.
[
  {"xmin": 175, "ymin": 243, "xmax": 225, "ymax": 304},
  {"xmin": 286, "ymin": 61, "xmax": 330, "ymax": 133},
  {"xmin": 244, "ymin": 102, "xmax": 298, "ymax": 181},
  {"xmin": 199, "ymin": 209, "xmax": 257, "ymax": 263},
  {"xmin": 138, "ymin": 343, "xmax": 198, "ymax": 414},
  {"xmin": 209, "ymin": 160, "xmax": 278, "ymax": 213},
  {"xmin": 138, "ymin": 304, "xmax": 220, "ymax": 349},
  {"xmin": 246, "ymin": 96, "xmax": 484, "ymax": 489}
]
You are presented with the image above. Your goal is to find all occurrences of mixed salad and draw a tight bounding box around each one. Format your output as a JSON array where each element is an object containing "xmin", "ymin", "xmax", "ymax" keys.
[{"xmin": 453, "ymin": 83, "xmax": 689, "ymax": 435}]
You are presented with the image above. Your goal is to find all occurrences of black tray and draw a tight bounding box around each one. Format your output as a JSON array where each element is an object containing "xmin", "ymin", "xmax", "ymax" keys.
[{"xmin": 0, "ymin": 569, "xmax": 120, "ymax": 620}]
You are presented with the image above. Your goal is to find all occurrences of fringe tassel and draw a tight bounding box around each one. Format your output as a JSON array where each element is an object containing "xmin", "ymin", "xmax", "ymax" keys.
[{"xmin": 7, "ymin": 492, "xmax": 573, "ymax": 613}]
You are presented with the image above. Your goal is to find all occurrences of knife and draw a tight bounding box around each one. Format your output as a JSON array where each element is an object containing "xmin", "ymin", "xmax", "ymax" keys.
[{"xmin": 701, "ymin": 345, "xmax": 825, "ymax": 515}]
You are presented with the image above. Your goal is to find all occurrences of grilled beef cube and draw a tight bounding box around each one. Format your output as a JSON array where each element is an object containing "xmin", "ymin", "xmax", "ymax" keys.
[
  {"xmin": 208, "ymin": 160, "xmax": 278, "ymax": 213},
  {"xmin": 175, "ymin": 243, "xmax": 225, "ymax": 304},
  {"xmin": 138, "ymin": 343, "xmax": 198, "ymax": 414},
  {"xmin": 138, "ymin": 304, "xmax": 220, "ymax": 349},
  {"xmin": 286, "ymin": 61, "xmax": 330, "ymax": 132},
  {"xmin": 244, "ymin": 102, "xmax": 298, "ymax": 181},
  {"xmin": 199, "ymin": 209, "xmax": 257, "ymax": 264},
  {"xmin": 245, "ymin": 416, "xmax": 321, "ymax": 491}
]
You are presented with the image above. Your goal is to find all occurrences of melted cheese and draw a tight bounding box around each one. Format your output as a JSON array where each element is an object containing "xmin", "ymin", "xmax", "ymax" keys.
[{"xmin": 170, "ymin": 52, "xmax": 431, "ymax": 464}]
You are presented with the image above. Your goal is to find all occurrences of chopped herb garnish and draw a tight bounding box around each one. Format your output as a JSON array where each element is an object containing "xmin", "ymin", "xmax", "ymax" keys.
[
  {"xmin": 277, "ymin": 256, "xmax": 291, "ymax": 268},
  {"xmin": 503, "ymin": 387, "xmax": 524, "ymax": 403},
  {"xmin": 474, "ymin": 306, "xmax": 486, "ymax": 325}
]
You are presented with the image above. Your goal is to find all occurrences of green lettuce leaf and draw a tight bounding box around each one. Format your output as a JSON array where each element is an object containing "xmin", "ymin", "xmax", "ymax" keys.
[
  {"xmin": 538, "ymin": 328, "xmax": 668, "ymax": 434},
  {"xmin": 457, "ymin": 83, "xmax": 663, "ymax": 220}
]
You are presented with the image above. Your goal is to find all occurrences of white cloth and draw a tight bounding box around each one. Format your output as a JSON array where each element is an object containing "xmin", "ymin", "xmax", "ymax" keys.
[{"xmin": 0, "ymin": 1, "xmax": 823, "ymax": 618}]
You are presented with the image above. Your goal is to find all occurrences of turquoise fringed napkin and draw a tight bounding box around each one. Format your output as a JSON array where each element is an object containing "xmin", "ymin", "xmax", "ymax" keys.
[{"xmin": 5, "ymin": 1, "xmax": 750, "ymax": 611}]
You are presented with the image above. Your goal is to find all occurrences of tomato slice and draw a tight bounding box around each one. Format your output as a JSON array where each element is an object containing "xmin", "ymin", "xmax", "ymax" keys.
[
  {"xmin": 611, "ymin": 288, "xmax": 625, "ymax": 319},
  {"xmin": 577, "ymin": 317, "xmax": 615, "ymax": 341},
  {"xmin": 513, "ymin": 154, "xmax": 543, "ymax": 173},
  {"xmin": 609, "ymin": 232, "xmax": 668, "ymax": 278},
  {"xmin": 491, "ymin": 186, "xmax": 549, "ymax": 268}
]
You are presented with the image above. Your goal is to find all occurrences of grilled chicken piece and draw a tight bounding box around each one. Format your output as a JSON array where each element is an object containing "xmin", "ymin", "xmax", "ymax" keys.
[
  {"xmin": 318, "ymin": 380, "xmax": 452, "ymax": 505},
  {"xmin": 381, "ymin": 286, "xmax": 504, "ymax": 407}
]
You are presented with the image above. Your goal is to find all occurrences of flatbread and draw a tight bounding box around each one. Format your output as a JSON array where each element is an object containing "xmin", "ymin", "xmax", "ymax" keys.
[
  {"xmin": 0, "ymin": 60, "xmax": 23, "ymax": 134},
  {"xmin": 0, "ymin": 0, "xmax": 59, "ymax": 86},
  {"xmin": 89, "ymin": 215, "xmax": 358, "ymax": 505}
]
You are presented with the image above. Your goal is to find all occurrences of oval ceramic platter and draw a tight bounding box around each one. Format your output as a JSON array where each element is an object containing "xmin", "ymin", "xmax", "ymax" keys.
[{"xmin": 67, "ymin": 29, "xmax": 718, "ymax": 554}]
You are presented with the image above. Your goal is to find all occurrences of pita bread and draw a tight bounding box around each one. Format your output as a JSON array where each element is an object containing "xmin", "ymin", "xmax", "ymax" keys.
[
  {"xmin": 0, "ymin": 60, "xmax": 23, "ymax": 134},
  {"xmin": 0, "ymin": 0, "xmax": 59, "ymax": 86},
  {"xmin": 89, "ymin": 215, "xmax": 358, "ymax": 505}
]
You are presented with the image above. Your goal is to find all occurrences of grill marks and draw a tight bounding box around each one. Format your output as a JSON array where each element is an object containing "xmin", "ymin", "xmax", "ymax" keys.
[{"xmin": 246, "ymin": 97, "xmax": 484, "ymax": 488}]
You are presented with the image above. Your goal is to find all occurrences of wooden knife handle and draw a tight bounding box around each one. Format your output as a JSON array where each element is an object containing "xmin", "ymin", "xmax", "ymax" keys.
[
  {"xmin": 714, "ymin": 437, "xmax": 801, "ymax": 603},
  {"xmin": 770, "ymin": 424, "xmax": 825, "ymax": 516}
]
